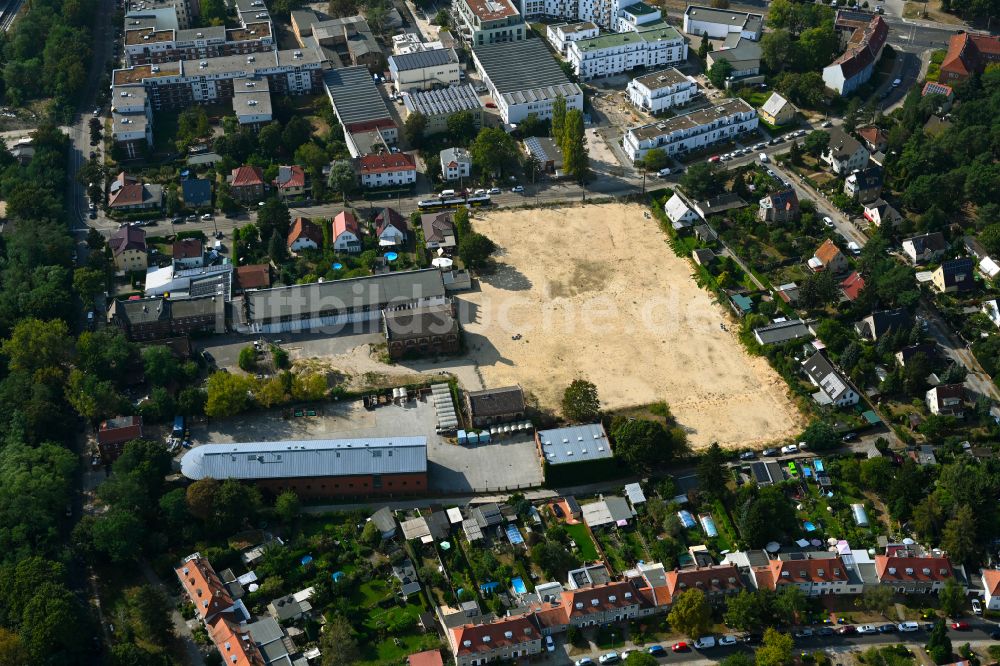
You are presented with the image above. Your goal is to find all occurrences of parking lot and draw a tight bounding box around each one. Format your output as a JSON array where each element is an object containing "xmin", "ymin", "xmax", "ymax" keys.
[{"xmin": 188, "ymin": 397, "xmax": 543, "ymax": 493}]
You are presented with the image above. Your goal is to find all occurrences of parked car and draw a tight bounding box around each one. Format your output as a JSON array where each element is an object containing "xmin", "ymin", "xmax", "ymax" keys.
[
  {"xmin": 719, "ymin": 635, "xmax": 738, "ymax": 646},
  {"xmin": 753, "ymin": 143, "xmax": 767, "ymax": 150},
  {"xmin": 620, "ymin": 650, "xmax": 636, "ymax": 660},
  {"xmin": 599, "ymin": 653, "xmax": 620, "ymax": 665},
  {"xmin": 877, "ymin": 624, "xmax": 897, "ymax": 634},
  {"xmin": 821, "ymin": 120, "xmax": 833, "ymax": 128},
  {"xmin": 512, "ymin": 185, "xmax": 524, "ymax": 193},
  {"xmin": 793, "ymin": 628, "xmax": 814, "ymax": 638},
  {"xmin": 892, "ymin": 78, "xmax": 902, "ymax": 87},
  {"xmin": 671, "ymin": 642, "xmax": 689, "ymax": 652},
  {"xmin": 972, "ymin": 599, "xmax": 983, "ymax": 615},
  {"xmin": 951, "ymin": 621, "xmax": 970, "ymax": 630},
  {"xmin": 836, "ymin": 625, "xmax": 857, "ymax": 635},
  {"xmin": 708, "ymin": 155, "xmax": 721, "ymax": 163},
  {"xmin": 488, "ymin": 187, "xmax": 501, "ymax": 194},
  {"xmin": 847, "ymin": 241, "xmax": 862, "ymax": 255},
  {"xmin": 780, "ymin": 444, "xmax": 798, "ymax": 455},
  {"xmin": 185, "ymin": 215, "xmax": 197, "ymax": 222},
  {"xmin": 485, "ymin": 102, "xmax": 497, "ymax": 108},
  {"xmin": 739, "ymin": 450, "xmax": 756, "ymax": 460},
  {"xmin": 201, "ymin": 213, "xmax": 212, "ymax": 220},
  {"xmin": 694, "ymin": 636, "xmax": 716, "ymax": 650},
  {"xmin": 647, "ymin": 645, "xmax": 666, "ymax": 657},
  {"xmin": 816, "ymin": 627, "xmax": 835, "ymax": 637},
  {"xmin": 763, "ymin": 448, "xmax": 779, "ymax": 456},
  {"xmin": 545, "ymin": 636, "xmax": 556, "ymax": 653},
  {"xmin": 657, "ymin": 168, "xmax": 671, "ymax": 177},
  {"xmin": 875, "ymin": 4, "xmax": 883, "ymax": 11},
  {"xmin": 990, "ymin": 630, "xmax": 1000, "ymax": 641},
  {"xmin": 842, "ymin": 432, "xmax": 859, "ymax": 442},
  {"xmin": 759, "ymin": 153, "xmax": 769, "ymax": 163},
  {"xmin": 744, "ymin": 634, "xmax": 763, "ymax": 645},
  {"xmin": 823, "ymin": 216, "xmax": 834, "ymax": 228},
  {"xmin": 576, "ymin": 659, "xmax": 594, "ymax": 666},
  {"xmin": 898, "ymin": 622, "xmax": 920, "ymax": 632},
  {"xmin": 857, "ymin": 625, "xmax": 879, "ymax": 634}
]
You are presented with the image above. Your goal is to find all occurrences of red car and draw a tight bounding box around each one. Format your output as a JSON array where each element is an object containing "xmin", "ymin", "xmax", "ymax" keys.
[
  {"xmin": 708, "ymin": 155, "xmax": 721, "ymax": 163},
  {"xmin": 836, "ymin": 626, "xmax": 857, "ymax": 635},
  {"xmin": 672, "ymin": 642, "xmax": 689, "ymax": 652},
  {"xmin": 485, "ymin": 102, "xmax": 497, "ymax": 108},
  {"xmin": 951, "ymin": 621, "xmax": 970, "ymax": 630}
]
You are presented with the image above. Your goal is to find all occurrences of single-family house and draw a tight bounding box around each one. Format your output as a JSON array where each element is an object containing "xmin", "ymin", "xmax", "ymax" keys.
[
  {"xmin": 895, "ymin": 342, "xmax": 937, "ymax": 367},
  {"xmin": 421, "ymin": 212, "xmax": 457, "ymax": 254},
  {"xmin": 234, "ymin": 264, "xmax": 271, "ymax": 293},
  {"xmin": 692, "ymin": 248, "xmax": 716, "ymax": 266},
  {"xmin": 810, "ymin": 239, "xmax": 849, "ymax": 274},
  {"xmin": 855, "ymin": 308, "xmax": 909, "ymax": 341},
  {"xmin": 182, "ymin": 178, "xmax": 213, "ymax": 209},
  {"xmin": 863, "ymin": 198, "xmax": 902, "ymax": 228},
  {"xmin": 856, "ymin": 126, "xmax": 888, "ymax": 152},
  {"xmin": 821, "ymin": 127, "xmax": 870, "ymax": 175},
  {"xmin": 268, "ymin": 590, "xmax": 313, "ymax": 622},
  {"xmin": 758, "ymin": 188, "xmax": 799, "ymax": 224},
  {"xmin": 409, "ymin": 650, "xmax": 445, "ymax": 666},
  {"xmin": 108, "ymin": 225, "xmax": 148, "ymax": 273},
  {"xmin": 926, "ymin": 384, "xmax": 965, "ymax": 417},
  {"xmin": 440, "ymin": 147, "xmax": 472, "ymax": 182},
  {"xmin": 97, "ymin": 415, "xmax": 143, "ymax": 463},
  {"xmin": 108, "ymin": 172, "xmax": 163, "ymax": 211},
  {"xmin": 983, "ymin": 570, "xmax": 1000, "ymax": 611},
  {"xmin": 752, "ymin": 319, "xmax": 812, "ymax": 346},
  {"xmin": 370, "ymin": 507, "xmax": 398, "ymax": 539},
  {"xmin": 664, "ymin": 192, "xmax": 700, "ymax": 230},
  {"xmin": 932, "ymin": 257, "xmax": 975, "ymax": 293},
  {"xmin": 939, "ymin": 32, "xmax": 1000, "ymax": 84},
  {"xmin": 172, "ymin": 238, "xmax": 205, "ymax": 269},
  {"xmin": 758, "ymin": 92, "xmax": 795, "ymax": 126},
  {"xmin": 288, "ymin": 217, "xmax": 324, "ymax": 253},
  {"xmin": 982, "ymin": 298, "xmax": 1000, "ymax": 328},
  {"xmin": 229, "ymin": 165, "xmax": 266, "ymax": 203},
  {"xmin": 843, "ymin": 165, "xmax": 883, "ymax": 202},
  {"xmin": 921, "ymin": 81, "xmax": 955, "ymax": 110},
  {"xmin": 273, "ymin": 165, "xmax": 308, "ymax": 199},
  {"xmin": 466, "ymin": 386, "xmax": 525, "ymax": 427},
  {"xmin": 332, "ymin": 211, "xmax": 362, "ymax": 253},
  {"xmin": 902, "ymin": 232, "xmax": 947, "ymax": 265},
  {"xmin": 375, "ymin": 207, "xmax": 408, "ymax": 246},
  {"xmin": 840, "ymin": 271, "xmax": 865, "ymax": 301},
  {"xmin": 705, "ymin": 36, "xmax": 762, "ymax": 80},
  {"xmin": 802, "ymin": 351, "xmax": 859, "ymax": 407}
]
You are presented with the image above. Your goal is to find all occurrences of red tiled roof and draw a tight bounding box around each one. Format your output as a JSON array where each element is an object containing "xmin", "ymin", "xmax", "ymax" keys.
[
  {"xmin": 983, "ymin": 569, "xmax": 1000, "ymax": 597},
  {"xmin": 841, "ymin": 271, "xmax": 865, "ymax": 301},
  {"xmin": 109, "ymin": 225, "xmax": 147, "ymax": 256},
  {"xmin": 408, "ymin": 650, "xmax": 445, "ymax": 666},
  {"xmin": 831, "ymin": 16, "xmax": 887, "ymax": 79},
  {"xmin": 287, "ymin": 217, "xmax": 324, "ymax": 248},
  {"xmin": 173, "ymin": 237, "xmax": 204, "ymax": 260},
  {"xmin": 666, "ymin": 564, "xmax": 744, "ymax": 598},
  {"xmin": 561, "ymin": 581, "xmax": 638, "ymax": 618},
  {"xmin": 530, "ymin": 604, "xmax": 569, "ymax": 629},
  {"xmin": 359, "ymin": 153, "xmax": 416, "ymax": 175},
  {"xmin": 941, "ymin": 33, "xmax": 976, "ymax": 77},
  {"xmin": 175, "ymin": 554, "xmax": 235, "ymax": 622},
  {"xmin": 857, "ymin": 126, "xmax": 886, "ymax": 147},
  {"xmin": 208, "ymin": 617, "xmax": 266, "ymax": 666},
  {"xmin": 231, "ymin": 165, "xmax": 264, "ymax": 187},
  {"xmin": 376, "ymin": 207, "xmax": 407, "ymax": 237},
  {"xmin": 109, "ymin": 183, "xmax": 148, "ymax": 208},
  {"xmin": 333, "ymin": 211, "xmax": 360, "ymax": 240},
  {"xmin": 758, "ymin": 557, "xmax": 850, "ymax": 588},
  {"xmin": 235, "ymin": 264, "xmax": 271, "ymax": 290},
  {"xmin": 815, "ymin": 239, "xmax": 844, "ymax": 265},
  {"xmin": 451, "ymin": 614, "xmax": 539, "ymax": 656},
  {"xmin": 274, "ymin": 165, "xmax": 305, "ymax": 189},
  {"xmin": 874, "ymin": 555, "xmax": 954, "ymax": 582}
]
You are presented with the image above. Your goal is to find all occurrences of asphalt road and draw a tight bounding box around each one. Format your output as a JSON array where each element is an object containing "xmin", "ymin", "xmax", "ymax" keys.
[{"xmin": 918, "ymin": 302, "xmax": 1000, "ymax": 401}]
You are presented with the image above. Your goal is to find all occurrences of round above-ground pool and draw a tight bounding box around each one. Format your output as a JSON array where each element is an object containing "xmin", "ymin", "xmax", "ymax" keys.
[{"xmin": 385, "ymin": 252, "xmax": 398, "ymax": 261}]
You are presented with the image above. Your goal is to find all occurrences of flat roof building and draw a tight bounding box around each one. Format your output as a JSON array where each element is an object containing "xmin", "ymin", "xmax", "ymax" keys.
[
  {"xmin": 622, "ymin": 98, "xmax": 758, "ymax": 162},
  {"xmin": 683, "ymin": 5, "xmax": 763, "ymax": 40},
  {"xmin": 323, "ymin": 66, "xmax": 397, "ymax": 155},
  {"xmin": 535, "ymin": 423, "xmax": 612, "ymax": 465}
]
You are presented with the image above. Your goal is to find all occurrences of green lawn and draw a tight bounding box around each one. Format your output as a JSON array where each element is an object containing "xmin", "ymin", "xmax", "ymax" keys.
[
  {"xmin": 565, "ymin": 523, "xmax": 599, "ymax": 560},
  {"xmin": 363, "ymin": 632, "xmax": 440, "ymax": 665},
  {"xmin": 355, "ymin": 579, "xmax": 393, "ymax": 608}
]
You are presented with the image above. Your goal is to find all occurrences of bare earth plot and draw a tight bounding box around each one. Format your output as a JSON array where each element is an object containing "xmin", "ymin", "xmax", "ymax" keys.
[{"xmin": 456, "ymin": 203, "xmax": 806, "ymax": 450}]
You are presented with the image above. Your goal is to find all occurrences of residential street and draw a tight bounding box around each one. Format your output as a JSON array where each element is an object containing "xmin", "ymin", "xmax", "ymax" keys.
[{"xmin": 918, "ymin": 302, "xmax": 1000, "ymax": 401}]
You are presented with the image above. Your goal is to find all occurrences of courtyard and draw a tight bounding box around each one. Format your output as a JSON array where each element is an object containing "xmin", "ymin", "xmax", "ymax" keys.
[{"xmin": 457, "ymin": 203, "xmax": 806, "ymax": 450}]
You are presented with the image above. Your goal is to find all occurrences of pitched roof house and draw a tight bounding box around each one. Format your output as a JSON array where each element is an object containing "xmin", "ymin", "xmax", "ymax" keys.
[
  {"xmin": 855, "ymin": 308, "xmax": 909, "ymax": 341},
  {"xmin": 449, "ymin": 614, "xmax": 543, "ymax": 666},
  {"xmin": 288, "ymin": 217, "xmax": 324, "ymax": 252},
  {"xmin": 940, "ymin": 32, "xmax": 1000, "ymax": 84},
  {"xmin": 421, "ymin": 212, "xmax": 457, "ymax": 253},
  {"xmin": 931, "ymin": 257, "xmax": 975, "ymax": 293},
  {"xmin": 926, "ymin": 383, "xmax": 965, "ymax": 417},
  {"xmin": 821, "ymin": 127, "xmax": 870, "ymax": 175},
  {"xmin": 821, "ymin": 15, "xmax": 887, "ymax": 95},
  {"xmin": 844, "ymin": 164, "xmax": 883, "ymax": 202},
  {"xmin": 375, "ymin": 207, "xmax": 408, "ymax": 246},
  {"xmin": 234, "ymin": 264, "xmax": 272, "ymax": 292},
  {"xmin": 810, "ymin": 239, "xmax": 849, "ymax": 274},
  {"xmin": 840, "ymin": 271, "xmax": 865, "ymax": 301},
  {"xmin": 856, "ymin": 126, "xmax": 888, "ymax": 152},
  {"xmin": 874, "ymin": 553, "xmax": 957, "ymax": 592},
  {"xmin": 229, "ymin": 165, "xmax": 266, "ymax": 202},
  {"xmin": 758, "ymin": 188, "xmax": 799, "ymax": 224},
  {"xmin": 273, "ymin": 165, "xmax": 307, "ymax": 198},
  {"xmin": 108, "ymin": 225, "xmax": 148, "ymax": 273},
  {"xmin": 108, "ymin": 172, "xmax": 163, "ymax": 210},
  {"xmin": 175, "ymin": 553, "xmax": 237, "ymax": 623},
  {"xmin": 664, "ymin": 192, "xmax": 700, "ymax": 229},
  {"xmin": 802, "ymin": 351, "xmax": 859, "ymax": 407},
  {"xmin": 863, "ymin": 198, "xmax": 902, "ymax": 228},
  {"xmin": 172, "ymin": 237, "xmax": 204, "ymax": 268},
  {"xmin": 332, "ymin": 211, "xmax": 362, "ymax": 253},
  {"xmin": 465, "ymin": 386, "xmax": 525, "ymax": 427},
  {"xmin": 97, "ymin": 415, "xmax": 143, "ymax": 463},
  {"xmin": 901, "ymin": 232, "xmax": 947, "ymax": 265},
  {"xmin": 752, "ymin": 556, "xmax": 859, "ymax": 595},
  {"xmin": 182, "ymin": 177, "xmax": 213, "ymax": 208},
  {"xmin": 982, "ymin": 569, "xmax": 1000, "ymax": 610},
  {"xmin": 758, "ymin": 92, "xmax": 795, "ymax": 126}
]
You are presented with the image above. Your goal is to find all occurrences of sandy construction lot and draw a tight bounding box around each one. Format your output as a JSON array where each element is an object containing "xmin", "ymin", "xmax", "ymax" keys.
[{"xmin": 457, "ymin": 203, "xmax": 805, "ymax": 450}]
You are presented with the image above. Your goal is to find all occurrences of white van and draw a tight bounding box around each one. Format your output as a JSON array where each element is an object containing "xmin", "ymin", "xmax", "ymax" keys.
[
  {"xmin": 759, "ymin": 153, "xmax": 769, "ymax": 163},
  {"xmin": 694, "ymin": 637, "xmax": 716, "ymax": 650},
  {"xmin": 898, "ymin": 622, "xmax": 920, "ymax": 632},
  {"xmin": 439, "ymin": 189, "xmax": 456, "ymax": 198}
]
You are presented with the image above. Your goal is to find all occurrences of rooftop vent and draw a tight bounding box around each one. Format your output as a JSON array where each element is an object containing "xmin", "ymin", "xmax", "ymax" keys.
[
  {"xmin": 575, "ymin": 602, "xmax": 583, "ymax": 609},
  {"xmin": 591, "ymin": 599, "xmax": 599, "ymax": 606},
  {"xmin": 905, "ymin": 568, "xmax": 914, "ymax": 575},
  {"xmin": 482, "ymin": 636, "xmax": 491, "ymax": 643},
  {"xmin": 922, "ymin": 568, "xmax": 931, "ymax": 575},
  {"xmin": 624, "ymin": 592, "xmax": 632, "ymax": 599}
]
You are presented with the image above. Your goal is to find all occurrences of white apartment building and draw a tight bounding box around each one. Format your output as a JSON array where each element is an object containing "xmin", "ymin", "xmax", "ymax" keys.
[
  {"xmin": 626, "ymin": 67, "xmax": 698, "ymax": 113},
  {"xmin": 453, "ymin": 0, "xmax": 526, "ymax": 46},
  {"xmin": 622, "ymin": 98, "xmax": 758, "ymax": 163},
  {"xmin": 683, "ymin": 5, "xmax": 763, "ymax": 40},
  {"xmin": 111, "ymin": 85, "xmax": 154, "ymax": 157},
  {"xmin": 567, "ymin": 24, "xmax": 686, "ymax": 80},
  {"xmin": 546, "ymin": 21, "xmax": 599, "ymax": 53},
  {"xmin": 520, "ymin": 0, "xmax": 650, "ymax": 31},
  {"xmin": 388, "ymin": 47, "xmax": 461, "ymax": 92}
]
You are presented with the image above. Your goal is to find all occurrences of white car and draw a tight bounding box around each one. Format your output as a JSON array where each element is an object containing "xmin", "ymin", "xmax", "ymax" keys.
[
  {"xmin": 892, "ymin": 78, "xmax": 902, "ymax": 87},
  {"xmin": 201, "ymin": 213, "xmax": 212, "ymax": 220},
  {"xmin": 693, "ymin": 636, "xmax": 716, "ymax": 650},
  {"xmin": 847, "ymin": 241, "xmax": 862, "ymax": 255},
  {"xmin": 972, "ymin": 598, "xmax": 983, "ymax": 615},
  {"xmin": 823, "ymin": 216, "xmax": 834, "ymax": 228},
  {"xmin": 719, "ymin": 635, "xmax": 738, "ymax": 646},
  {"xmin": 657, "ymin": 168, "xmax": 671, "ymax": 177},
  {"xmin": 857, "ymin": 625, "xmax": 879, "ymax": 634},
  {"xmin": 599, "ymin": 652, "xmax": 620, "ymax": 664},
  {"xmin": 781, "ymin": 444, "xmax": 798, "ymax": 455},
  {"xmin": 759, "ymin": 153, "xmax": 769, "ymax": 163},
  {"xmin": 511, "ymin": 185, "xmax": 524, "ymax": 193},
  {"xmin": 474, "ymin": 188, "xmax": 486, "ymax": 195},
  {"xmin": 898, "ymin": 622, "xmax": 920, "ymax": 632},
  {"xmin": 545, "ymin": 636, "xmax": 556, "ymax": 652},
  {"xmin": 753, "ymin": 142, "xmax": 766, "ymax": 150},
  {"xmin": 488, "ymin": 187, "xmax": 501, "ymax": 194}
]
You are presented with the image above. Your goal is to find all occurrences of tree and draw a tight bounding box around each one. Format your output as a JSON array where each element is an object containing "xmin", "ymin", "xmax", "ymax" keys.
[
  {"xmin": 458, "ymin": 233, "xmax": 497, "ymax": 269},
  {"xmin": 939, "ymin": 577, "xmax": 965, "ymax": 619},
  {"xmin": 719, "ymin": 654, "xmax": 754, "ymax": 666},
  {"xmin": 697, "ymin": 443, "xmax": 727, "ymax": 499},
  {"xmin": 551, "ymin": 95, "xmax": 567, "ymax": 146},
  {"xmin": 19, "ymin": 583, "xmax": 88, "ymax": 663},
  {"xmin": 142, "ymin": 345, "xmax": 184, "ymax": 386},
  {"xmin": 724, "ymin": 590, "xmax": 774, "ymax": 632},
  {"xmin": 238, "ymin": 346, "xmax": 257, "ymax": 372},
  {"xmin": 926, "ymin": 619, "xmax": 952, "ymax": 665},
  {"xmin": 327, "ymin": 161, "xmax": 357, "ymax": 204},
  {"xmin": 641, "ymin": 148, "xmax": 670, "ymax": 172},
  {"xmin": 320, "ymin": 615, "xmax": 361, "ymax": 666},
  {"xmin": 561, "ymin": 379, "xmax": 600, "ymax": 421},
  {"xmin": 680, "ymin": 162, "xmax": 721, "ymax": 200},
  {"xmin": 668, "ymin": 588, "xmax": 712, "ymax": 639},
  {"xmin": 123, "ymin": 585, "xmax": 173, "ymax": 647},
  {"xmin": 755, "ymin": 628, "xmax": 793, "ymax": 666},
  {"xmin": 707, "ymin": 59, "xmax": 733, "ymax": 89},
  {"xmin": 561, "ymin": 108, "xmax": 589, "ymax": 182},
  {"xmin": 0, "ymin": 628, "xmax": 28, "ymax": 664},
  {"xmin": 610, "ymin": 417, "xmax": 675, "ymax": 470},
  {"xmin": 205, "ymin": 371, "xmax": 256, "ymax": 417},
  {"xmin": 275, "ymin": 491, "xmax": 301, "ymax": 523},
  {"xmin": 736, "ymin": 486, "xmax": 798, "ymax": 548},
  {"xmin": 862, "ymin": 585, "xmax": 893, "ymax": 617},
  {"xmin": 73, "ymin": 267, "xmax": 106, "ymax": 306},
  {"xmin": 88, "ymin": 509, "xmax": 145, "ymax": 563},
  {"xmin": 798, "ymin": 269, "xmax": 837, "ymax": 308},
  {"xmin": 530, "ymin": 541, "xmax": 580, "ymax": 578},
  {"xmin": 470, "ymin": 127, "xmax": 520, "ymax": 177},
  {"xmin": 804, "ymin": 130, "xmax": 830, "ymax": 156},
  {"xmin": 761, "ymin": 29, "xmax": 792, "ymax": 73},
  {"xmin": 257, "ymin": 199, "xmax": 291, "ymax": 242},
  {"xmin": 626, "ymin": 653, "xmax": 659, "ymax": 666},
  {"xmin": 697, "ymin": 34, "xmax": 710, "ymax": 61},
  {"xmin": 281, "ymin": 116, "xmax": 313, "ymax": 154},
  {"xmin": 446, "ymin": 111, "xmax": 478, "ymax": 143},
  {"xmin": 403, "ymin": 111, "xmax": 428, "ymax": 148},
  {"xmin": 65, "ymin": 369, "xmax": 126, "ymax": 422},
  {"xmin": 799, "ymin": 421, "xmax": 839, "ymax": 451},
  {"xmin": 2, "ymin": 318, "xmax": 73, "ymax": 375},
  {"xmin": 186, "ymin": 478, "xmax": 219, "ymax": 521}
]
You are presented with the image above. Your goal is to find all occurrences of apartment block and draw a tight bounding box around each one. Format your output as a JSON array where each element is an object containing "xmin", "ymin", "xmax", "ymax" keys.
[
  {"xmin": 626, "ymin": 67, "xmax": 698, "ymax": 113},
  {"xmin": 453, "ymin": 0, "xmax": 526, "ymax": 46},
  {"xmin": 567, "ymin": 23, "xmax": 687, "ymax": 80},
  {"xmin": 622, "ymin": 98, "xmax": 758, "ymax": 163}
]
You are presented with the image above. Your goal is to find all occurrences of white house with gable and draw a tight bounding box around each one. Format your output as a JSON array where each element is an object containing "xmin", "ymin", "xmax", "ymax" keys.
[{"xmin": 664, "ymin": 192, "xmax": 700, "ymax": 229}]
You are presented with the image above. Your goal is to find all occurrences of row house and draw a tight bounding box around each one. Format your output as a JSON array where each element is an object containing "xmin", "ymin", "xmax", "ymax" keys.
[
  {"xmin": 875, "ymin": 553, "xmax": 958, "ymax": 593},
  {"xmin": 449, "ymin": 614, "xmax": 542, "ymax": 666},
  {"xmin": 622, "ymin": 98, "xmax": 758, "ymax": 163},
  {"xmin": 752, "ymin": 556, "xmax": 862, "ymax": 596}
]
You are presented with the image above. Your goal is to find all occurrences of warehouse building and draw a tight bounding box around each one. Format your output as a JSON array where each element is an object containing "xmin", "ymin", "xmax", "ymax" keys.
[
  {"xmin": 323, "ymin": 66, "xmax": 399, "ymax": 156},
  {"xmin": 388, "ymin": 47, "xmax": 461, "ymax": 92},
  {"xmin": 682, "ymin": 5, "xmax": 763, "ymax": 40},
  {"xmin": 403, "ymin": 85, "xmax": 485, "ymax": 135},
  {"xmin": 180, "ymin": 437, "xmax": 428, "ymax": 498},
  {"xmin": 472, "ymin": 39, "xmax": 583, "ymax": 123}
]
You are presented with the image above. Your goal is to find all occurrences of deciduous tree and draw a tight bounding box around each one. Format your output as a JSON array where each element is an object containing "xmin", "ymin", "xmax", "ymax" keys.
[
  {"xmin": 562, "ymin": 379, "xmax": 600, "ymax": 421},
  {"xmin": 667, "ymin": 588, "xmax": 712, "ymax": 639}
]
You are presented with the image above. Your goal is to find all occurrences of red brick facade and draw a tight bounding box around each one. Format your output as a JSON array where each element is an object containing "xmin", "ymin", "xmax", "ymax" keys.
[{"xmin": 255, "ymin": 472, "xmax": 428, "ymax": 498}]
